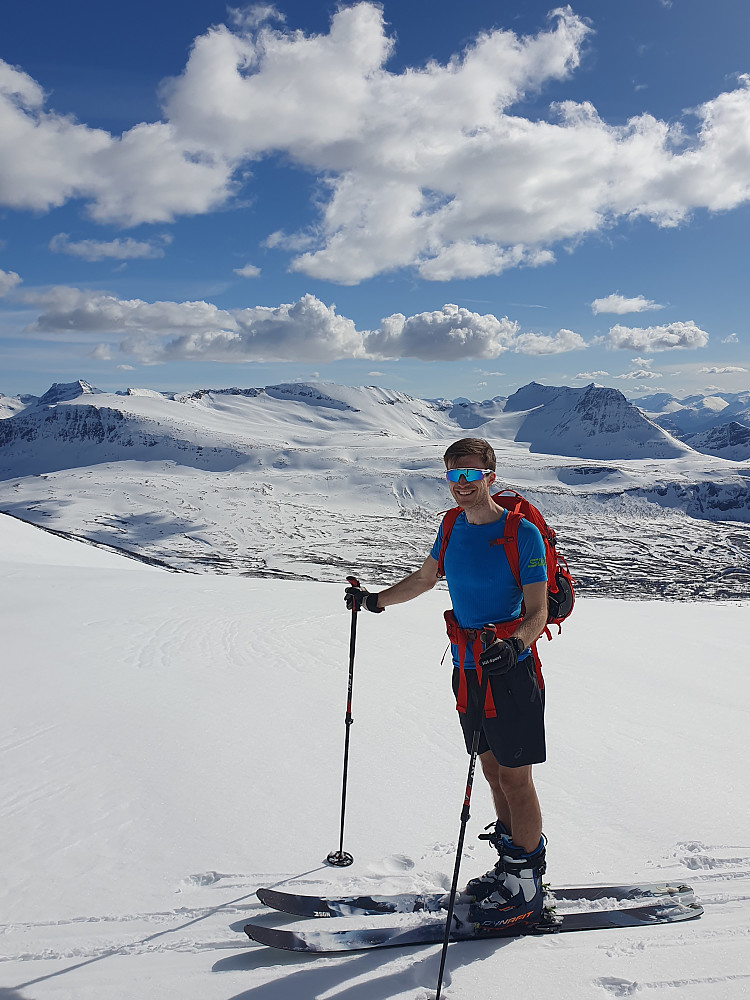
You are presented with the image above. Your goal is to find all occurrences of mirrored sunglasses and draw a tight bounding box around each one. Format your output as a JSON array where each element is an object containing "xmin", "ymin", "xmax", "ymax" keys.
[{"xmin": 445, "ymin": 468, "xmax": 493, "ymax": 483}]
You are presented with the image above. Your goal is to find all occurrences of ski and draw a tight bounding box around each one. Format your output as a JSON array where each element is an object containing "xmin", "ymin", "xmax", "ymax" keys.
[
  {"xmin": 244, "ymin": 899, "xmax": 703, "ymax": 953},
  {"xmin": 256, "ymin": 880, "xmax": 695, "ymax": 919}
]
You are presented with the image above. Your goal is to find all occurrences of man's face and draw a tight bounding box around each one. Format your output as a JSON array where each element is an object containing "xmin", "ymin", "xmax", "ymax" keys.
[{"xmin": 446, "ymin": 452, "xmax": 496, "ymax": 510}]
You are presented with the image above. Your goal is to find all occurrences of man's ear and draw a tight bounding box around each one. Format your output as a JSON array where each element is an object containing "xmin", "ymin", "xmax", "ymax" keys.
[{"xmin": 488, "ymin": 471, "xmax": 496, "ymax": 485}]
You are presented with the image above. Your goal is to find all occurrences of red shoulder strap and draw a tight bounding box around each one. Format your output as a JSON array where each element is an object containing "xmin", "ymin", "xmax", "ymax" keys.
[
  {"xmin": 436, "ymin": 507, "xmax": 462, "ymax": 578},
  {"xmin": 501, "ymin": 500, "xmax": 524, "ymax": 589}
]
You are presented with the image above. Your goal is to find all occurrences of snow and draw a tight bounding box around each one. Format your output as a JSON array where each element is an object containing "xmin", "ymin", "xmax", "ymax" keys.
[{"xmin": 1, "ymin": 513, "xmax": 749, "ymax": 999}]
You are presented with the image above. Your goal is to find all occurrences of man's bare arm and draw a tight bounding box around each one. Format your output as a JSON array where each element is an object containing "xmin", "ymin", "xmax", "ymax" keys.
[
  {"xmin": 375, "ymin": 555, "xmax": 440, "ymax": 609},
  {"xmin": 512, "ymin": 580, "xmax": 548, "ymax": 650}
]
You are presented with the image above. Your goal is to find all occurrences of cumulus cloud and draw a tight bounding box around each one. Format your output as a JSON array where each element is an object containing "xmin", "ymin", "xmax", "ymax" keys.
[
  {"xmin": 606, "ymin": 320, "xmax": 709, "ymax": 351},
  {"xmin": 49, "ymin": 233, "xmax": 171, "ymax": 261},
  {"xmin": 363, "ymin": 304, "xmax": 521, "ymax": 361},
  {"xmin": 576, "ymin": 370, "xmax": 609, "ymax": 378},
  {"xmin": 21, "ymin": 287, "xmax": 586, "ymax": 362},
  {"xmin": 615, "ymin": 369, "xmax": 663, "ymax": 379},
  {"xmin": 3, "ymin": 7, "xmax": 750, "ymax": 281},
  {"xmin": 23, "ymin": 287, "xmax": 363, "ymax": 363},
  {"xmin": 631, "ymin": 356, "xmax": 653, "ymax": 366},
  {"xmin": 513, "ymin": 327, "xmax": 587, "ymax": 355},
  {"xmin": 591, "ymin": 293, "xmax": 664, "ymax": 314},
  {"xmin": 0, "ymin": 268, "xmax": 21, "ymax": 296},
  {"xmin": 233, "ymin": 262, "xmax": 261, "ymax": 278},
  {"xmin": 699, "ymin": 365, "xmax": 747, "ymax": 373},
  {"xmin": 722, "ymin": 333, "xmax": 739, "ymax": 343},
  {"xmin": 0, "ymin": 60, "xmax": 233, "ymax": 225}
]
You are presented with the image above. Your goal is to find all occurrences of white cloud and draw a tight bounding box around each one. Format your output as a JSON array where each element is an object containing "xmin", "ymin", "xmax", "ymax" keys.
[
  {"xmin": 721, "ymin": 333, "xmax": 739, "ymax": 343},
  {"xmin": 615, "ymin": 369, "xmax": 663, "ymax": 380},
  {"xmin": 2, "ymin": 7, "xmax": 750, "ymax": 281},
  {"xmin": 415, "ymin": 244, "xmax": 555, "ymax": 283},
  {"xmin": 229, "ymin": 5, "xmax": 284, "ymax": 30},
  {"xmin": 20, "ymin": 287, "xmax": 585, "ymax": 362},
  {"xmin": 0, "ymin": 268, "xmax": 21, "ymax": 296},
  {"xmin": 233, "ymin": 262, "xmax": 261, "ymax": 278},
  {"xmin": 0, "ymin": 60, "xmax": 234, "ymax": 225},
  {"xmin": 699, "ymin": 365, "xmax": 747, "ymax": 374},
  {"xmin": 364, "ymin": 304, "xmax": 520, "ymax": 361},
  {"xmin": 606, "ymin": 320, "xmax": 709, "ymax": 351},
  {"xmin": 575, "ymin": 370, "xmax": 609, "ymax": 378},
  {"xmin": 49, "ymin": 233, "xmax": 171, "ymax": 261},
  {"xmin": 23, "ymin": 288, "xmax": 363, "ymax": 363},
  {"xmin": 513, "ymin": 327, "xmax": 587, "ymax": 355},
  {"xmin": 0, "ymin": 6, "xmax": 748, "ymax": 285},
  {"xmin": 631, "ymin": 356, "xmax": 653, "ymax": 366},
  {"xmin": 591, "ymin": 293, "xmax": 664, "ymax": 315}
]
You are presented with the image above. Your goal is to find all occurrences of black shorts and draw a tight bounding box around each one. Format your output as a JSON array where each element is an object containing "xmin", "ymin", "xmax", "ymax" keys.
[{"xmin": 452, "ymin": 658, "xmax": 546, "ymax": 767}]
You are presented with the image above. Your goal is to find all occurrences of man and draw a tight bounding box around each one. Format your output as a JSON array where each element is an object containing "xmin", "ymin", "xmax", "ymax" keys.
[{"xmin": 345, "ymin": 437, "xmax": 549, "ymax": 930}]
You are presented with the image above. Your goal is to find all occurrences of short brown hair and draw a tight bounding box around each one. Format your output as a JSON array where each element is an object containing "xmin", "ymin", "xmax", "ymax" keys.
[{"xmin": 443, "ymin": 438, "xmax": 496, "ymax": 471}]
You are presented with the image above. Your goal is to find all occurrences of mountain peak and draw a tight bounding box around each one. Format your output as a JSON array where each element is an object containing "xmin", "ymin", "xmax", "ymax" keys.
[{"xmin": 37, "ymin": 380, "xmax": 101, "ymax": 406}]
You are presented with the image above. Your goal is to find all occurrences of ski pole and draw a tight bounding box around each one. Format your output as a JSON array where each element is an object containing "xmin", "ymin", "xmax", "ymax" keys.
[
  {"xmin": 435, "ymin": 625, "xmax": 496, "ymax": 1000},
  {"xmin": 326, "ymin": 574, "xmax": 361, "ymax": 867}
]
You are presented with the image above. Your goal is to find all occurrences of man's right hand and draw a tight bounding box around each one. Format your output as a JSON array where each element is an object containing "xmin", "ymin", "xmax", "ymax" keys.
[{"xmin": 344, "ymin": 584, "xmax": 383, "ymax": 613}]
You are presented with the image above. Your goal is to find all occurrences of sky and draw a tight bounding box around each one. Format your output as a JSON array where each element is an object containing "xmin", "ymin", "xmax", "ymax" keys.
[{"xmin": 1, "ymin": 0, "xmax": 750, "ymax": 400}]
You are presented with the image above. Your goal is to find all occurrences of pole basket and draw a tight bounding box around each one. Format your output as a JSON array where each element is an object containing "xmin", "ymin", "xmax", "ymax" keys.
[{"xmin": 326, "ymin": 850, "xmax": 354, "ymax": 867}]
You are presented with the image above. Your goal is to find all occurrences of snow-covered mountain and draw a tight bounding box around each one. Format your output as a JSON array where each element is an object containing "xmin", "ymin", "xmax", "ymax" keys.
[
  {"xmin": 510, "ymin": 383, "xmax": 691, "ymax": 459},
  {"xmin": 633, "ymin": 389, "xmax": 750, "ymax": 437},
  {"xmin": 0, "ymin": 378, "xmax": 694, "ymax": 473},
  {"xmin": 684, "ymin": 421, "xmax": 750, "ymax": 462},
  {"xmin": 1, "ymin": 378, "xmax": 749, "ymax": 598}
]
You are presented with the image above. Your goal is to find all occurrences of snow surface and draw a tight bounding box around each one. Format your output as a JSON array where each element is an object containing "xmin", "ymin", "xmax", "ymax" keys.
[
  {"xmin": 1, "ymin": 380, "xmax": 750, "ymax": 599},
  {"xmin": 2, "ymin": 513, "xmax": 749, "ymax": 999}
]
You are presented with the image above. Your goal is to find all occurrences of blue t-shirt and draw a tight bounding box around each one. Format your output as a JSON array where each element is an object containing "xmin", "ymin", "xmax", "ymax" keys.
[{"xmin": 430, "ymin": 511, "xmax": 547, "ymax": 668}]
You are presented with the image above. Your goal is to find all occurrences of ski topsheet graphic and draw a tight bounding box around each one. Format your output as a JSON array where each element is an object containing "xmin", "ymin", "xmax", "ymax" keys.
[
  {"xmin": 255, "ymin": 881, "xmax": 696, "ymax": 919},
  {"xmin": 245, "ymin": 898, "xmax": 703, "ymax": 953}
]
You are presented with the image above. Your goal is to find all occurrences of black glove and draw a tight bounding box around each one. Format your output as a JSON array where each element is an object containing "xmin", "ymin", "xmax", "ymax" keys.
[
  {"xmin": 344, "ymin": 585, "xmax": 383, "ymax": 613},
  {"xmin": 478, "ymin": 636, "xmax": 524, "ymax": 676}
]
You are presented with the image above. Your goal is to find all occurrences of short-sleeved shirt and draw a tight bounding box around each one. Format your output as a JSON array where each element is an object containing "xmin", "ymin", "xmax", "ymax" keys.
[{"xmin": 430, "ymin": 510, "xmax": 547, "ymax": 668}]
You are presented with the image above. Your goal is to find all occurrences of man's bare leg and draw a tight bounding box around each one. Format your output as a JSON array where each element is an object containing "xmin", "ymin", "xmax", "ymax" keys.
[{"xmin": 479, "ymin": 752, "xmax": 542, "ymax": 853}]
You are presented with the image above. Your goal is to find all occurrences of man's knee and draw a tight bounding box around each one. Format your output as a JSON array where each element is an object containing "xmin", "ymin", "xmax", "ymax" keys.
[
  {"xmin": 479, "ymin": 752, "xmax": 502, "ymax": 787},
  {"xmin": 497, "ymin": 765, "xmax": 534, "ymax": 795}
]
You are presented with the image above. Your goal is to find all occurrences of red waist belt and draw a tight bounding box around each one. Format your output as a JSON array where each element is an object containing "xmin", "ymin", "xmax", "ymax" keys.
[{"xmin": 444, "ymin": 609, "xmax": 544, "ymax": 718}]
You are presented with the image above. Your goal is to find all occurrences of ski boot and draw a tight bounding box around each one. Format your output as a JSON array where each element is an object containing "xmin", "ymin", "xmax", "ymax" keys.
[
  {"xmin": 463, "ymin": 819, "xmax": 512, "ymax": 901},
  {"xmin": 468, "ymin": 836, "xmax": 547, "ymax": 931}
]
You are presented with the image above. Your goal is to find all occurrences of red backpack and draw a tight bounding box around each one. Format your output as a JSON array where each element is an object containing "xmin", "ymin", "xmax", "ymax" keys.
[{"xmin": 436, "ymin": 490, "xmax": 575, "ymax": 634}]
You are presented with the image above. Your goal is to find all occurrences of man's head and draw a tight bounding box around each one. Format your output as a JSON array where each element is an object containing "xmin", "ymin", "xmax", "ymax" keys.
[
  {"xmin": 443, "ymin": 438, "xmax": 497, "ymax": 511},
  {"xmin": 443, "ymin": 438, "xmax": 496, "ymax": 472}
]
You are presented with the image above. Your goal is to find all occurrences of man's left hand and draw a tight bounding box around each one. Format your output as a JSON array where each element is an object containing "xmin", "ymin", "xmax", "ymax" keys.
[{"xmin": 478, "ymin": 636, "xmax": 524, "ymax": 676}]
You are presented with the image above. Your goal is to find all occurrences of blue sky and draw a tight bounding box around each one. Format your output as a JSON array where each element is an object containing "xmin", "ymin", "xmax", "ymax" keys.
[{"xmin": 1, "ymin": 0, "xmax": 749, "ymax": 399}]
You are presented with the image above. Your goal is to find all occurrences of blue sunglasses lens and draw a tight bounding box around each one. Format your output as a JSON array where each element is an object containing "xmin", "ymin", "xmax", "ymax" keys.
[{"xmin": 446, "ymin": 468, "xmax": 487, "ymax": 483}]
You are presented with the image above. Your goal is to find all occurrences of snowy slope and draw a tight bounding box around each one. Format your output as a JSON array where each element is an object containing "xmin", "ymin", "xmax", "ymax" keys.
[
  {"xmin": 1, "ymin": 379, "xmax": 749, "ymax": 598},
  {"xmin": 684, "ymin": 422, "xmax": 750, "ymax": 462},
  {"xmin": 0, "ymin": 514, "xmax": 748, "ymax": 999}
]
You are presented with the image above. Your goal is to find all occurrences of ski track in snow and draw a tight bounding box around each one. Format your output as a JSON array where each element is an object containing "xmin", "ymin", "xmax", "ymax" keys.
[{"xmin": 3, "ymin": 852, "xmax": 750, "ymax": 997}]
